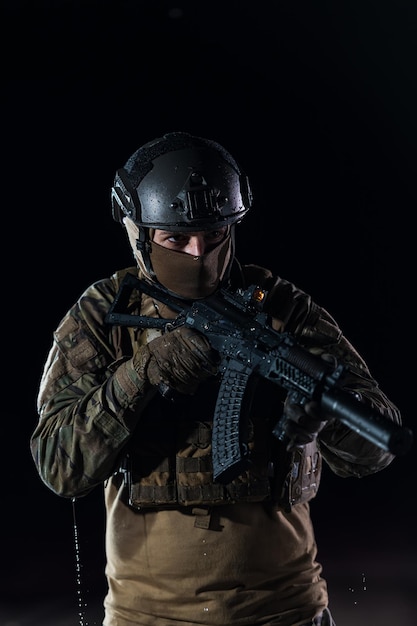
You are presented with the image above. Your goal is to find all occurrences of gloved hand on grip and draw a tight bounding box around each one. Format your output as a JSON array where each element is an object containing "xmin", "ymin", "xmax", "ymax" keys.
[
  {"xmin": 280, "ymin": 351, "xmax": 340, "ymax": 449},
  {"xmin": 139, "ymin": 326, "xmax": 220, "ymax": 395},
  {"xmin": 282, "ymin": 396, "xmax": 328, "ymax": 450}
]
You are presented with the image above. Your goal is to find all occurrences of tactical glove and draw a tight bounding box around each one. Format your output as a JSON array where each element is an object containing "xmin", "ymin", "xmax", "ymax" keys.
[
  {"xmin": 279, "ymin": 351, "xmax": 340, "ymax": 449},
  {"xmin": 135, "ymin": 326, "xmax": 220, "ymax": 395},
  {"xmin": 281, "ymin": 397, "xmax": 328, "ymax": 449}
]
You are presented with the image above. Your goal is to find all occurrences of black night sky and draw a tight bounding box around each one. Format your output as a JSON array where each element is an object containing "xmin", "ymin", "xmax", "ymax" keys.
[{"xmin": 3, "ymin": 2, "xmax": 417, "ymax": 625}]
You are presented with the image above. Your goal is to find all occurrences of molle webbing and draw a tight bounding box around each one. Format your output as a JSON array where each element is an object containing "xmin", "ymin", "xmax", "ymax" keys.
[
  {"xmin": 123, "ymin": 416, "xmax": 322, "ymax": 509},
  {"xmin": 127, "ymin": 439, "xmax": 272, "ymax": 508}
]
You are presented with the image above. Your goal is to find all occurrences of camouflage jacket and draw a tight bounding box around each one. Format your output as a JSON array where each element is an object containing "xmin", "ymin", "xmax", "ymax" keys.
[{"xmin": 31, "ymin": 261, "xmax": 401, "ymax": 511}]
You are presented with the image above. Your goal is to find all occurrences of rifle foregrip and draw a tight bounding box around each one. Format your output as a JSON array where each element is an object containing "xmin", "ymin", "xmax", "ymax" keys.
[{"xmin": 212, "ymin": 362, "xmax": 253, "ymax": 484}]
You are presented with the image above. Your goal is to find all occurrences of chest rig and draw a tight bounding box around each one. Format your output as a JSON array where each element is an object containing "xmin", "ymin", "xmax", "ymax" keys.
[
  {"xmin": 114, "ymin": 295, "xmax": 321, "ymax": 512},
  {"xmin": 111, "ymin": 269, "xmax": 322, "ymax": 512}
]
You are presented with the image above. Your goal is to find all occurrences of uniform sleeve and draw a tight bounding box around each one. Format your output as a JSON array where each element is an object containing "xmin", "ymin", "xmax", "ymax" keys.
[
  {"xmin": 30, "ymin": 274, "xmax": 154, "ymax": 498},
  {"xmin": 260, "ymin": 269, "xmax": 402, "ymax": 478}
]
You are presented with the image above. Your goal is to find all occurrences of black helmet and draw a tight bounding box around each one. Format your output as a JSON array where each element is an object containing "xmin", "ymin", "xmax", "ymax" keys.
[{"xmin": 111, "ymin": 131, "xmax": 252, "ymax": 231}]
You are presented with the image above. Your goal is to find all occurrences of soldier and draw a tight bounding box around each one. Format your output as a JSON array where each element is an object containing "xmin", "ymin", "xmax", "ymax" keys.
[{"xmin": 31, "ymin": 131, "xmax": 402, "ymax": 626}]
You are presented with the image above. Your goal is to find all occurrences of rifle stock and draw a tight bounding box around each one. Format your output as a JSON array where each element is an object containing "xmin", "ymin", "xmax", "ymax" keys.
[{"xmin": 105, "ymin": 273, "xmax": 413, "ymax": 483}]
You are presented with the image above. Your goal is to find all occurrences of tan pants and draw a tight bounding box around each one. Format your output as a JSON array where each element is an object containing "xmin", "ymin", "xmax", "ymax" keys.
[{"xmin": 103, "ymin": 481, "xmax": 329, "ymax": 625}]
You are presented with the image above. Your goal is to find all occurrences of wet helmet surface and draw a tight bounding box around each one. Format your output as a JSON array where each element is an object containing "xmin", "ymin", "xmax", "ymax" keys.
[{"xmin": 111, "ymin": 132, "xmax": 252, "ymax": 231}]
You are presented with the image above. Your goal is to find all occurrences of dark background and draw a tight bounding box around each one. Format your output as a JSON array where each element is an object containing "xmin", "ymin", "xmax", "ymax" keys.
[{"xmin": 2, "ymin": 1, "xmax": 416, "ymax": 625}]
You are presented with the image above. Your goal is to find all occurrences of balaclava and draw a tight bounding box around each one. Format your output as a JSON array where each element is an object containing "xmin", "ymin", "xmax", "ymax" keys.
[{"xmin": 123, "ymin": 217, "xmax": 233, "ymax": 299}]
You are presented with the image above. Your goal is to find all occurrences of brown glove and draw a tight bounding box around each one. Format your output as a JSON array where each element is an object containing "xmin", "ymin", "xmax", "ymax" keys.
[
  {"xmin": 280, "ymin": 352, "xmax": 339, "ymax": 449},
  {"xmin": 134, "ymin": 326, "xmax": 220, "ymax": 395},
  {"xmin": 281, "ymin": 397, "xmax": 328, "ymax": 449}
]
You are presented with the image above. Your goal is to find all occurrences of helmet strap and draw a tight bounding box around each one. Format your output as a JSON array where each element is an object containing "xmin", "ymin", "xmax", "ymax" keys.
[
  {"xmin": 220, "ymin": 224, "xmax": 236, "ymax": 288},
  {"xmin": 135, "ymin": 227, "xmax": 155, "ymax": 278}
]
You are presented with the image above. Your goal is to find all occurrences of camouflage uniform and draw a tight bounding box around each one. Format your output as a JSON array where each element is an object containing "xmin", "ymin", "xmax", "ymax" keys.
[{"xmin": 31, "ymin": 260, "xmax": 400, "ymax": 626}]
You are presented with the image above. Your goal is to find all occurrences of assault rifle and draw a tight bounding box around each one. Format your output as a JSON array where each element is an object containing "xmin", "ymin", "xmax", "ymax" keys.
[{"xmin": 105, "ymin": 273, "xmax": 413, "ymax": 483}]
